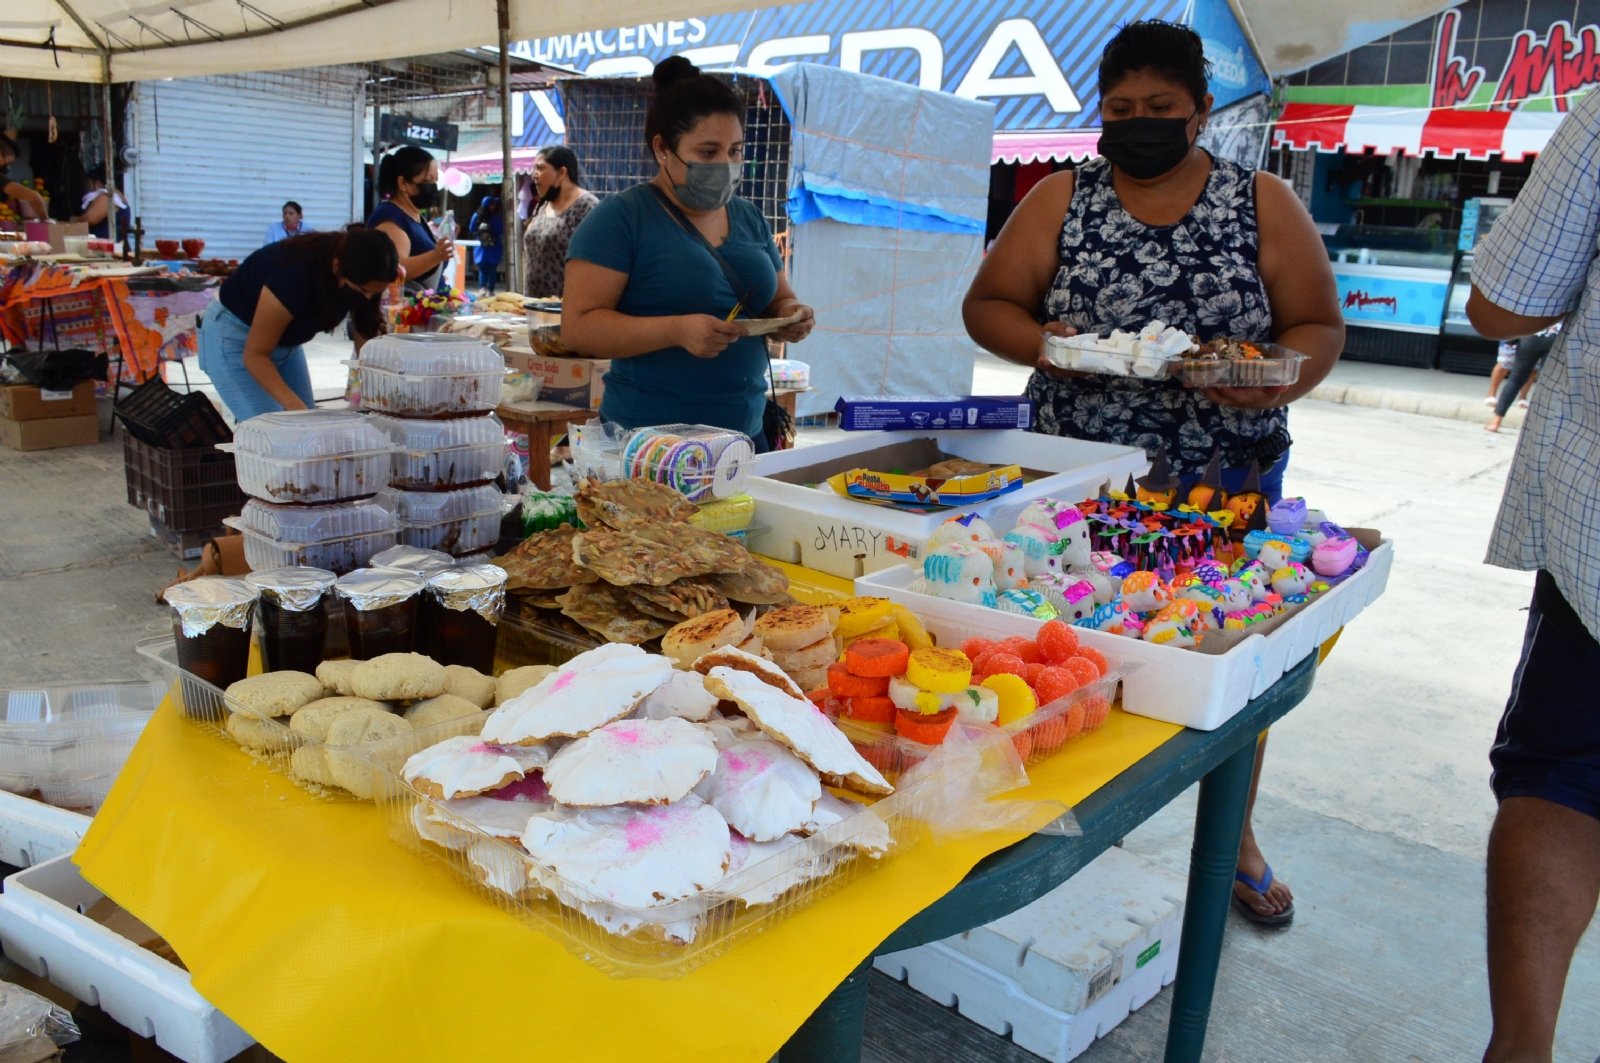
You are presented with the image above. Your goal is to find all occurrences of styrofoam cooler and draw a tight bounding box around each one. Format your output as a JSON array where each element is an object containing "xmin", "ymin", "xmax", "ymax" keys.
[
  {"xmin": 874, "ymin": 848, "xmax": 1186, "ymax": 1063},
  {"xmin": 0, "ymin": 857, "xmax": 255, "ymax": 1063},
  {"xmin": 748, "ymin": 431, "xmax": 1147, "ymax": 580},
  {"xmin": 0, "ymin": 791, "xmax": 90, "ymax": 868},
  {"xmin": 856, "ymin": 538, "xmax": 1393, "ymax": 731}
]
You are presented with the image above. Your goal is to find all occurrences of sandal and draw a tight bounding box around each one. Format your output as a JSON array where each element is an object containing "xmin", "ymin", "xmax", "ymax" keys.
[{"xmin": 1233, "ymin": 864, "xmax": 1295, "ymax": 927}]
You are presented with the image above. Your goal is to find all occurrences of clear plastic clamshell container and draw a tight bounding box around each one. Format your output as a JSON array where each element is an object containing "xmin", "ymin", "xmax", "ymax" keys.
[
  {"xmin": 134, "ymin": 635, "xmax": 485, "ymax": 800},
  {"xmin": 224, "ymin": 409, "xmax": 395, "ymax": 504},
  {"xmin": 1174, "ymin": 343, "xmax": 1309, "ymax": 388},
  {"xmin": 0, "ymin": 682, "xmax": 162, "ymax": 811},
  {"xmin": 357, "ymin": 713, "xmax": 984, "ymax": 977},
  {"xmin": 352, "ymin": 334, "xmax": 506, "ymax": 417},
  {"xmin": 376, "ymin": 484, "xmax": 507, "ymax": 556},
  {"xmin": 366, "ymin": 411, "xmax": 509, "ymax": 489},
  {"xmin": 225, "ymin": 498, "xmax": 399, "ymax": 574},
  {"xmin": 998, "ymin": 667, "xmax": 1126, "ymax": 767},
  {"xmin": 1043, "ymin": 335, "xmax": 1179, "ymax": 380}
]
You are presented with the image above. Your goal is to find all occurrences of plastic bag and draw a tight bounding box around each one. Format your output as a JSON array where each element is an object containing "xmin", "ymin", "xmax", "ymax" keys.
[
  {"xmin": 5, "ymin": 349, "xmax": 106, "ymax": 391},
  {"xmin": 0, "ymin": 981, "xmax": 78, "ymax": 1054},
  {"xmin": 899, "ymin": 723, "xmax": 1078, "ymax": 843}
]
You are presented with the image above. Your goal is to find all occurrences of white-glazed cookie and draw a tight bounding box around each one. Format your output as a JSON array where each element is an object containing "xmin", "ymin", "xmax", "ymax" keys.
[
  {"xmin": 403, "ymin": 694, "xmax": 483, "ymax": 729},
  {"xmin": 703, "ymin": 668, "xmax": 893, "ymax": 795},
  {"xmin": 402, "ymin": 734, "xmax": 551, "ymax": 799},
  {"xmin": 692, "ymin": 645, "xmax": 805, "ymax": 700},
  {"xmin": 316, "ymin": 658, "xmax": 360, "ymax": 697},
  {"xmin": 520, "ymin": 794, "xmax": 731, "ymax": 908},
  {"xmin": 224, "ymin": 671, "xmax": 324, "ymax": 717},
  {"xmin": 635, "ymin": 669, "xmax": 719, "ymax": 722},
  {"xmin": 350, "ymin": 653, "xmax": 447, "ymax": 702},
  {"xmin": 443, "ymin": 665, "xmax": 496, "ymax": 708},
  {"xmin": 482, "ymin": 652, "xmax": 673, "ymax": 745},
  {"xmin": 543, "ymin": 717, "xmax": 717, "ymax": 806},
  {"xmin": 495, "ymin": 665, "xmax": 556, "ymax": 705},
  {"xmin": 325, "ymin": 708, "xmax": 413, "ymax": 798},
  {"xmin": 693, "ymin": 734, "xmax": 821, "ymax": 842},
  {"xmin": 801, "ymin": 791, "xmax": 891, "ymax": 856},
  {"xmin": 426, "ymin": 776, "xmax": 553, "ymax": 843},
  {"xmin": 724, "ymin": 831, "xmax": 832, "ymax": 906}
]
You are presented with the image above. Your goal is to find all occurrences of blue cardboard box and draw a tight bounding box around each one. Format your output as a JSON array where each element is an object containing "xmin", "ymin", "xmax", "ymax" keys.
[{"xmin": 834, "ymin": 396, "xmax": 1033, "ymax": 432}]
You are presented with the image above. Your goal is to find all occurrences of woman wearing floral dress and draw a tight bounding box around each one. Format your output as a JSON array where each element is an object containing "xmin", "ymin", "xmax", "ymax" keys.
[
  {"xmin": 964, "ymin": 21, "xmax": 1343, "ymax": 926},
  {"xmin": 523, "ymin": 146, "xmax": 599, "ymax": 298}
]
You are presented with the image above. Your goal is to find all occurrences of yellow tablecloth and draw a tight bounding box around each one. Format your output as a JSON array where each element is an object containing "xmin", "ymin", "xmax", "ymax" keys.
[{"xmin": 74, "ymin": 697, "xmax": 1179, "ymax": 1062}]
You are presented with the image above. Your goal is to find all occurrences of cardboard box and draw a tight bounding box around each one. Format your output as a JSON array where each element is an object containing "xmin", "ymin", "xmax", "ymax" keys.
[
  {"xmin": 24, "ymin": 221, "xmax": 88, "ymax": 254},
  {"xmin": 0, "ymin": 414, "xmax": 99, "ymax": 451},
  {"xmin": 502, "ymin": 346, "xmax": 610, "ymax": 409},
  {"xmin": 0, "ymin": 380, "xmax": 96, "ymax": 421},
  {"xmin": 834, "ymin": 396, "xmax": 1034, "ymax": 432}
]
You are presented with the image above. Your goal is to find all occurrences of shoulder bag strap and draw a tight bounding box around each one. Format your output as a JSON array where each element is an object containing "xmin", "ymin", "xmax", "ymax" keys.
[{"xmin": 647, "ymin": 184, "xmax": 751, "ymax": 314}]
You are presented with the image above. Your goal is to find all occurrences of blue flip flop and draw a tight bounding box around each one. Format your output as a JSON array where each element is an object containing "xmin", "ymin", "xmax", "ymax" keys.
[{"xmin": 1233, "ymin": 864, "xmax": 1295, "ymax": 927}]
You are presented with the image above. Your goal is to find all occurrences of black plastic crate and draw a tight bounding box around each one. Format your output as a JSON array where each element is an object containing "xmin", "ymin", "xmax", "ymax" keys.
[
  {"xmin": 122, "ymin": 435, "xmax": 245, "ymax": 533},
  {"xmin": 113, "ymin": 380, "xmax": 231, "ymax": 450}
]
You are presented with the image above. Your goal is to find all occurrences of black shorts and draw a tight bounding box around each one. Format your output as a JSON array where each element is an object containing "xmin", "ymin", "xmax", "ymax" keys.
[{"xmin": 1490, "ymin": 570, "xmax": 1600, "ymax": 822}]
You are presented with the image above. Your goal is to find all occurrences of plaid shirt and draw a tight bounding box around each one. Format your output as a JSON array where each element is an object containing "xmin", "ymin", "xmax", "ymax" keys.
[{"xmin": 1476, "ymin": 86, "xmax": 1600, "ymax": 638}]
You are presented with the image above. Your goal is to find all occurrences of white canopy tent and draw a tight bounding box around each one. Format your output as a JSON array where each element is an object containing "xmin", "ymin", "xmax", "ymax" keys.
[{"xmin": 1231, "ymin": 0, "xmax": 1457, "ymax": 76}]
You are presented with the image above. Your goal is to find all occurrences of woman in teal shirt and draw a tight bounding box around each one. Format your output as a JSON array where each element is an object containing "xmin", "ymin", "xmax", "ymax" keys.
[{"xmin": 563, "ymin": 57, "xmax": 814, "ymax": 444}]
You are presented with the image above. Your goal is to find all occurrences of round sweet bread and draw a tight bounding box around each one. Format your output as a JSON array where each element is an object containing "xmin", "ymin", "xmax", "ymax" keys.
[
  {"xmin": 403, "ymin": 693, "xmax": 483, "ymax": 729},
  {"xmin": 225, "ymin": 711, "xmax": 292, "ymax": 753},
  {"xmin": 290, "ymin": 697, "xmax": 388, "ymax": 741},
  {"xmin": 224, "ymin": 671, "xmax": 324, "ymax": 717},
  {"xmin": 444, "ymin": 665, "xmax": 496, "ymax": 708},
  {"xmin": 753, "ymin": 605, "xmax": 835, "ymax": 652},
  {"xmin": 661, "ymin": 609, "xmax": 744, "ymax": 669},
  {"xmin": 316, "ymin": 658, "xmax": 360, "ymax": 697},
  {"xmin": 350, "ymin": 653, "xmax": 446, "ymax": 702},
  {"xmin": 326, "ymin": 708, "xmax": 413, "ymax": 798},
  {"xmin": 495, "ymin": 665, "xmax": 556, "ymax": 706}
]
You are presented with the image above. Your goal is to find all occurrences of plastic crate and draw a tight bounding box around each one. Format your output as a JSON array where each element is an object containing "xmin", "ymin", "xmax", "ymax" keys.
[
  {"xmin": 113, "ymin": 380, "xmax": 231, "ymax": 450},
  {"xmin": 123, "ymin": 435, "xmax": 245, "ymax": 533}
]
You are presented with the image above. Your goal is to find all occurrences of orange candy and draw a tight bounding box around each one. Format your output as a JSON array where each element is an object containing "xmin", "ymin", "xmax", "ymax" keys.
[
  {"xmin": 1074, "ymin": 646, "xmax": 1109, "ymax": 677},
  {"xmin": 843, "ymin": 694, "xmax": 896, "ymax": 723},
  {"xmin": 827, "ymin": 662, "xmax": 889, "ymax": 698},
  {"xmin": 1082, "ymin": 694, "xmax": 1112, "ymax": 730},
  {"xmin": 980, "ymin": 652, "xmax": 1028, "ymax": 678},
  {"xmin": 1032, "ymin": 667, "xmax": 1081, "ymax": 707},
  {"xmin": 1036, "ymin": 619, "xmax": 1080, "ymax": 663},
  {"xmin": 1063, "ymin": 656, "xmax": 1101, "ymax": 688},
  {"xmin": 845, "ymin": 638, "xmax": 910, "ymax": 678},
  {"xmin": 894, "ymin": 705, "xmax": 958, "ymax": 745},
  {"xmin": 806, "ymin": 688, "xmax": 832, "ymax": 707},
  {"xmin": 1002, "ymin": 636, "xmax": 1043, "ymax": 665}
]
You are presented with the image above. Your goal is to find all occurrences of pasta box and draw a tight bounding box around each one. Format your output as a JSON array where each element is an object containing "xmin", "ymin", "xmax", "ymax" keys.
[{"xmin": 501, "ymin": 347, "xmax": 610, "ymax": 409}]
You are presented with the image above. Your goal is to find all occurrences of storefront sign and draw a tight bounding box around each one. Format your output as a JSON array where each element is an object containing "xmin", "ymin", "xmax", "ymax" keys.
[
  {"xmin": 379, "ymin": 114, "xmax": 459, "ymax": 152},
  {"xmin": 510, "ymin": 0, "xmax": 1267, "ymax": 151},
  {"xmin": 1331, "ymin": 264, "xmax": 1451, "ymax": 334}
]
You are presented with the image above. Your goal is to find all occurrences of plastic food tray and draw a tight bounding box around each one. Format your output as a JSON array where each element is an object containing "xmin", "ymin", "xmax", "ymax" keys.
[
  {"xmin": 856, "ymin": 539, "xmax": 1393, "ymax": 731},
  {"xmin": 1174, "ymin": 345, "xmax": 1308, "ymax": 388},
  {"xmin": 235, "ymin": 497, "xmax": 395, "ymax": 542},
  {"xmin": 357, "ymin": 713, "xmax": 983, "ymax": 977},
  {"xmin": 350, "ymin": 335, "xmax": 506, "ymax": 417},
  {"xmin": 378, "ymin": 484, "xmax": 507, "ymax": 556},
  {"xmin": 1043, "ymin": 336, "xmax": 1178, "ymax": 380},
  {"xmin": 226, "ymin": 522, "xmax": 398, "ymax": 574},
  {"xmin": 134, "ymin": 636, "xmax": 485, "ymax": 800},
  {"xmin": 223, "ymin": 410, "xmax": 396, "ymax": 504},
  {"xmin": 494, "ymin": 605, "xmax": 606, "ymax": 670},
  {"xmin": 0, "ymin": 856, "xmax": 255, "ymax": 1063},
  {"xmin": 0, "ymin": 683, "xmax": 161, "ymax": 811},
  {"xmin": 367, "ymin": 412, "xmax": 509, "ymax": 489}
]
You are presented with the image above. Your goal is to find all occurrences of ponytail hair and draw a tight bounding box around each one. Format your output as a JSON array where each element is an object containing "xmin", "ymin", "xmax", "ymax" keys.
[
  {"xmin": 377, "ymin": 145, "xmax": 434, "ymax": 199},
  {"xmin": 645, "ymin": 56, "xmax": 743, "ymax": 153},
  {"xmin": 279, "ymin": 225, "xmax": 399, "ymax": 338}
]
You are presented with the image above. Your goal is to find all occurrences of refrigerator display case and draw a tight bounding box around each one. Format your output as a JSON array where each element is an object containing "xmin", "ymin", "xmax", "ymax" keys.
[{"xmin": 1323, "ymin": 226, "xmax": 1458, "ymax": 369}]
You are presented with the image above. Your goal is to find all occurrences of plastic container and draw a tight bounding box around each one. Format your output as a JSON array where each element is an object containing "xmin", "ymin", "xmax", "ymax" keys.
[
  {"xmin": 367, "ymin": 411, "xmax": 509, "ymax": 489},
  {"xmin": 768, "ymin": 359, "xmax": 810, "ymax": 388},
  {"xmin": 230, "ymin": 525, "xmax": 397, "ymax": 574},
  {"xmin": 335, "ymin": 568, "xmax": 426, "ymax": 659},
  {"xmin": 112, "ymin": 379, "xmax": 232, "ymax": 450},
  {"xmin": 619, "ymin": 424, "xmax": 755, "ymax": 503},
  {"xmin": 357, "ymin": 713, "xmax": 982, "ymax": 977},
  {"xmin": 377, "ymin": 484, "xmax": 506, "ymax": 556},
  {"xmin": 224, "ymin": 409, "xmax": 395, "ymax": 504},
  {"xmin": 0, "ymin": 856, "xmax": 256, "ymax": 1063},
  {"xmin": 494, "ymin": 603, "xmax": 606, "ymax": 671},
  {"xmin": 1174, "ymin": 345, "xmax": 1308, "ymax": 388},
  {"xmin": 161, "ymin": 578, "xmax": 257, "ymax": 689},
  {"xmin": 245, "ymin": 567, "xmax": 337, "ymax": 674},
  {"xmin": 0, "ymin": 683, "xmax": 161, "ymax": 810},
  {"xmin": 226, "ymin": 498, "xmax": 398, "ymax": 573},
  {"xmin": 351, "ymin": 334, "xmax": 505, "ymax": 416},
  {"xmin": 121, "ymin": 434, "xmax": 245, "ymax": 534},
  {"xmin": 423, "ymin": 565, "xmax": 507, "ymax": 673},
  {"xmin": 1043, "ymin": 335, "xmax": 1179, "ymax": 380}
]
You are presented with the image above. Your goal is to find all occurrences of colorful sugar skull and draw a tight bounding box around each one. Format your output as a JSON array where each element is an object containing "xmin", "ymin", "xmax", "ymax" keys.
[
  {"xmin": 1143, "ymin": 609, "xmax": 1200, "ymax": 648},
  {"xmin": 1218, "ymin": 578, "xmax": 1253, "ymax": 612},
  {"xmin": 1190, "ymin": 560, "xmax": 1229, "ymax": 586},
  {"xmin": 1079, "ymin": 597, "xmax": 1132, "ymax": 636},
  {"xmin": 1018, "ymin": 498, "xmax": 1076, "ymax": 530},
  {"xmin": 1270, "ymin": 562, "xmax": 1313, "ymax": 597},
  {"xmin": 929, "ymin": 512, "xmax": 995, "ymax": 549},
  {"xmin": 1063, "ymin": 565, "xmax": 1118, "ymax": 604},
  {"xmin": 1090, "ymin": 550, "xmax": 1134, "ymax": 581},
  {"xmin": 1257, "ymin": 539, "xmax": 1294, "ymax": 571},
  {"xmin": 1048, "ymin": 507, "xmax": 1092, "ymax": 568},
  {"xmin": 974, "ymin": 538, "xmax": 1029, "ymax": 591},
  {"xmin": 997, "ymin": 588, "xmax": 1059, "ymax": 620},
  {"xmin": 1054, "ymin": 579, "xmax": 1099, "ymax": 622},
  {"xmin": 1169, "ymin": 572, "xmax": 1205, "ymax": 596},
  {"xmin": 1003, "ymin": 522, "xmax": 1063, "ymax": 578},
  {"xmin": 1233, "ymin": 562, "xmax": 1274, "ymax": 603},
  {"xmin": 1119, "ymin": 570, "xmax": 1172, "ymax": 614},
  {"xmin": 1311, "ymin": 536, "xmax": 1359, "ymax": 577},
  {"xmin": 922, "ymin": 541, "xmax": 997, "ymax": 607},
  {"xmin": 1268, "ymin": 496, "xmax": 1307, "ymax": 535}
]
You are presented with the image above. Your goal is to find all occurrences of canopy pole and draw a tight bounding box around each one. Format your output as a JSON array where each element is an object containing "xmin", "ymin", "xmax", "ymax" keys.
[
  {"xmin": 497, "ymin": 0, "xmax": 517, "ymax": 295},
  {"xmin": 102, "ymin": 53, "xmax": 117, "ymax": 248}
]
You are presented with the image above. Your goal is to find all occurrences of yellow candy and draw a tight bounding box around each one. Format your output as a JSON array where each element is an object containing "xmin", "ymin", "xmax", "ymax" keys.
[
  {"xmin": 835, "ymin": 597, "xmax": 894, "ymax": 638},
  {"xmin": 913, "ymin": 691, "xmax": 943, "ymax": 715},
  {"xmin": 905, "ymin": 647, "xmax": 972, "ymax": 694},
  {"xmin": 839, "ymin": 618, "xmax": 898, "ymax": 654},
  {"xmin": 888, "ymin": 603, "xmax": 933, "ymax": 650},
  {"xmin": 981, "ymin": 673, "xmax": 1038, "ymax": 725}
]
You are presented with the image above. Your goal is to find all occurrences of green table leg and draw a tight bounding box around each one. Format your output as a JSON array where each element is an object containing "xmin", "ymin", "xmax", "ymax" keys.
[
  {"xmin": 778, "ymin": 955, "xmax": 874, "ymax": 1063},
  {"xmin": 1163, "ymin": 735, "xmax": 1259, "ymax": 1063}
]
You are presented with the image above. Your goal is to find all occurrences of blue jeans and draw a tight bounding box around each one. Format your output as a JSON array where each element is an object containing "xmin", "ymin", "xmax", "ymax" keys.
[
  {"xmin": 198, "ymin": 300, "xmax": 314, "ymax": 422},
  {"xmin": 1175, "ymin": 451, "xmax": 1290, "ymax": 505}
]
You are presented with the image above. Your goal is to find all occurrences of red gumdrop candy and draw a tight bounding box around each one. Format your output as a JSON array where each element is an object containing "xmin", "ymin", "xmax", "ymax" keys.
[
  {"xmin": 1001, "ymin": 636, "xmax": 1043, "ymax": 665},
  {"xmin": 982, "ymin": 652, "xmax": 1028, "ymax": 678},
  {"xmin": 1063, "ymin": 656, "xmax": 1101, "ymax": 687},
  {"xmin": 960, "ymin": 637, "xmax": 997, "ymax": 661},
  {"xmin": 1023, "ymin": 662, "xmax": 1050, "ymax": 687},
  {"xmin": 1036, "ymin": 619, "xmax": 1080, "ymax": 663},
  {"xmin": 1074, "ymin": 646, "xmax": 1109, "ymax": 677},
  {"xmin": 1032, "ymin": 666, "xmax": 1081, "ymax": 706}
]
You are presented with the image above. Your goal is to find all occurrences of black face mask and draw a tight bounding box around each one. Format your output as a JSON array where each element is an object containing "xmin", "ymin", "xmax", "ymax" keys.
[
  {"xmin": 1097, "ymin": 113, "xmax": 1197, "ymax": 180},
  {"xmin": 409, "ymin": 181, "xmax": 439, "ymax": 209}
]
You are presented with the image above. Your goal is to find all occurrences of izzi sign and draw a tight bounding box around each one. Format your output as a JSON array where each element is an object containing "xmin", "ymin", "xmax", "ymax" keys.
[{"xmin": 379, "ymin": 113, "xmax": 459, "ymax": 151}]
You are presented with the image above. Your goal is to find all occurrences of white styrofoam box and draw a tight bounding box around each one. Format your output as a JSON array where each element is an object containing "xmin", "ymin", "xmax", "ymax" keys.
[
  {"xmin": 875, "ymin": 938, "xmax": 1178, "ymax": 1063},
  {"xmin": 945, "ymin": 847, "xmax": 1185, "ymax": 1014},
  {"xmin": 0, "ymin": 857, "xmax": 254, "ymax": 1063},
  {"xmin": 748, "ymin": 431, "xmax": 1146, "ymax": 580},
  {"xmin": 0, "ymin": 791, "xmax": 90, "ymax": 868},
  {"xmin": 856, "ymin": 539, "xmax": 1392, "ymax": 730}
]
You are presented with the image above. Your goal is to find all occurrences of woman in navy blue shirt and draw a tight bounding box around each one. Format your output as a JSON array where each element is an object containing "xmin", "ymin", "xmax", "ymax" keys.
[
  {"xmin": 199, "ymin": 228, "xmax": 399, "ymax": 421},
  {"xmin": 368, "ymin": 146, "xmax": 455, "ymax": 292}
]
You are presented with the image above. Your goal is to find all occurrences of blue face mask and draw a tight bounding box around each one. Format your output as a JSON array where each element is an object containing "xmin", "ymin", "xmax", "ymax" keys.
[{"xmin": 670, "ymin": 152, "xmax": 740, "ymax": 211}]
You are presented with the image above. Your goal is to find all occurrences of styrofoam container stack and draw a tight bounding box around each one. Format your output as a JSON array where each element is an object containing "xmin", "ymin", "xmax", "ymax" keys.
[
  {"xmin": 352, "ymin": 334, "xmax": 505, "ymax": 418},
  {"xmin": 367, "ymin": 411, "xmax": 509, "ymax": 489},
  {"xmin": 224, "ymin": 498, "xmax": 397, "ymax": 574},
  {"xmin": 376, "ymin": 484, "xmax": 507, "ymax": 557},
  {"xmin": 0, "ymin": 682, "xmax": 162, "ymax": 814}
]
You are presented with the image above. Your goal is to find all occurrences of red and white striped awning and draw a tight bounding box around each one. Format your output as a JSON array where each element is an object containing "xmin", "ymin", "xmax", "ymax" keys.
[
  {"xmin": 1273, "ymin": 102, "xmax": 1566, "ymax": 161},
  {"xmin": 991, "ymin": 130, "xmax": 1102, "ymax": 165}
]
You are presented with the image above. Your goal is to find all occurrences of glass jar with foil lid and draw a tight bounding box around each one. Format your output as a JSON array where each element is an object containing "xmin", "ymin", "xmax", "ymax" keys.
[
  {"xmin": 335, "ymin": 569, "xmax": 426, "ymax": 660},
  {"xmin": 369, "ymin": 544, "xmax": 458, "ymax": 580},
  {"xmin": 245, "ymin": 567, "xmax": 337, "ymax": 674},
  {"xmin": 162, "ymin": 577, "xmax": 258, "ymax": 687},
  {"xmin": 423, "ymin": 564, "xmax": 507, "ymax": 672}
]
